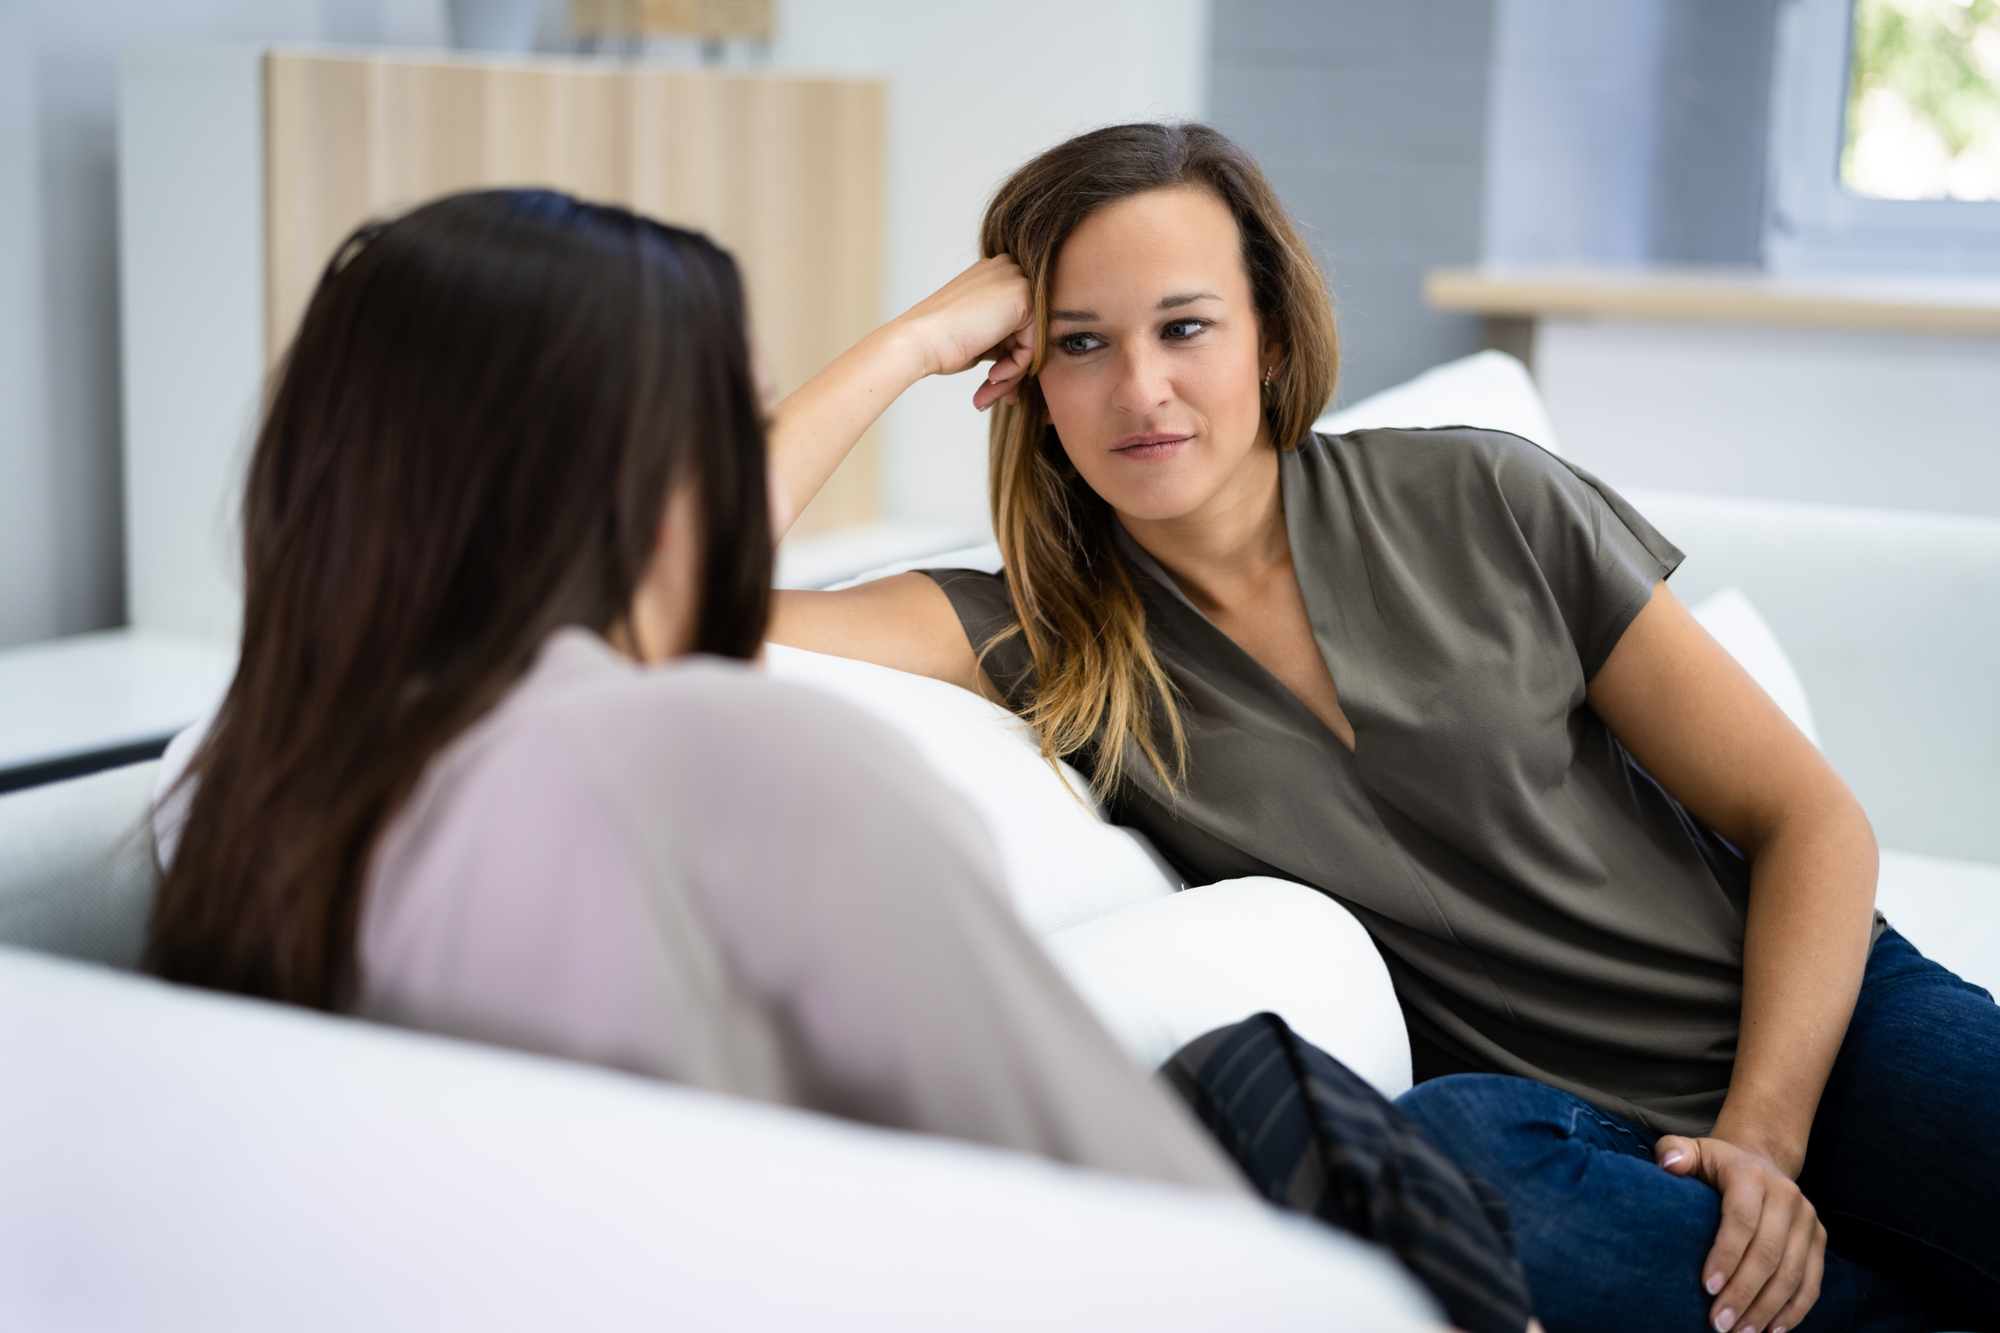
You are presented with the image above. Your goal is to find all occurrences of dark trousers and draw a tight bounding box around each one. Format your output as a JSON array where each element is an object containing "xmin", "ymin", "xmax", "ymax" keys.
[
  {"xmin": 1394, "ymin": 928, "xmax": 2000, "ymax": 1332},
  {"xmin": 1164, "ymin": 1011, "xmax": 1535, "ymax": 1333}
]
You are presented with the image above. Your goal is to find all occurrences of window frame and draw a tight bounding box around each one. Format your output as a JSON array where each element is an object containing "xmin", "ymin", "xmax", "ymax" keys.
[{"xmin": 1764, "ymin": 0, "xmax": 2000, "ymax": 273}]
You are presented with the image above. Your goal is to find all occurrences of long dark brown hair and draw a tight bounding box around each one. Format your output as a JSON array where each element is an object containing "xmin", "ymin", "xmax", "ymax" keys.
[
  {"xmin": 147, "ymin": 190, "xmax": 772, "ymax": 1009},
  {"xmin": 980, "ymin": 123, "xmax": 1338, "ymax": 792}
]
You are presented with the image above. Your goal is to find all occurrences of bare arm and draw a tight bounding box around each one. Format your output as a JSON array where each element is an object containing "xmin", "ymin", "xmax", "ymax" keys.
[
  {"xmin": 768, "ymin": 256, "xmax": 1033, "ymax": 542},
  {"xmin": 769, "ymin": 574, "xmax": 1002, "ymax": 702},
  {"xmin": 1587, "ymin": 581, "xmax": 1875, "ymax": 1333},
  {"xmin": 763, "ymin": 257, "xmax": 1033, "ymax": 690}
]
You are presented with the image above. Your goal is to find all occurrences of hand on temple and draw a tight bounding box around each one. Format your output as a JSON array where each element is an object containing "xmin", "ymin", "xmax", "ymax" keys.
[{"xmin": 885, "ymin": 254, "xmax": 1035, "ymax": 410}]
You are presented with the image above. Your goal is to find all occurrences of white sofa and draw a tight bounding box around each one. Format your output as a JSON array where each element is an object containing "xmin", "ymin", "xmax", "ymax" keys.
[{"xmin": 4, "ymin": 353, "xmax": 1996, "ymax": 1330}]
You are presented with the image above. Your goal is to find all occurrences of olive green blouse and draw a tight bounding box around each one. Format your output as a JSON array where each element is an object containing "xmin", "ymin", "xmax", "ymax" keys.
[{"xmin": 930, "ymin": 427, "xmax": 1781, "ymax": 1136}]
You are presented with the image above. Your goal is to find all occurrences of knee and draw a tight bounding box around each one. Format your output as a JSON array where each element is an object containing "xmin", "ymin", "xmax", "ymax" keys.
[
  {"xmin": 1395, "ymin": 1074, "xmax": 1575, "ymax": 1176},
  {"xmin": 1397, "ymin": 1073, "xmax": 1562, "ymax": 1136}
]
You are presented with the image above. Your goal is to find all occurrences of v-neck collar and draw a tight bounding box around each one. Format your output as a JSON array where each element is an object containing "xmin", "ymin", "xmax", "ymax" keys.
[{"xmin": 1108, "ymin": 449, "xmax": 1359, "ymax": 758}]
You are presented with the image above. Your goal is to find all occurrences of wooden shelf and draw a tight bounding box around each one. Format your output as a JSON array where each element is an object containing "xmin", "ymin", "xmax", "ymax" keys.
[{"xmin": 1425, "ymin": 265, "xmax": 2000, "ymax": 338}]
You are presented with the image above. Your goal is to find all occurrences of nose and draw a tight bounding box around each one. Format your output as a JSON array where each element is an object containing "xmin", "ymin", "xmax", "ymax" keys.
[{"xmin": 1110, "ymin": 338, "xmax": 1174, "ymax": 416}]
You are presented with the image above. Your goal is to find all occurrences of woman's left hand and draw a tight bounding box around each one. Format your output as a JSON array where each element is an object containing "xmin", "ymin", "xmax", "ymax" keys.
[{"xmin": 1655, "ymin": 1133, "xmax": 1826, "ymax": 1333}]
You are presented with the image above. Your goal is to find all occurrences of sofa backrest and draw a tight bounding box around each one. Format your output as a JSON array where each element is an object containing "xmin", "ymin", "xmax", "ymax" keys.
[
  {"xmin": 0, "ymin": 944, "xmax": 1431, "ymax": 1332},
  {"xmin": 1631, "ymin": 488, "xmax": 2000, "ymax": 864},
  {"xmin": 0, "ymin": 760, "xmax": 158, "ymax": 966}
]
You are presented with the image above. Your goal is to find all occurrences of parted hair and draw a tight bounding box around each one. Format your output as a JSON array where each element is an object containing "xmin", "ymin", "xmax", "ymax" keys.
[
  {"xmin": 146, "ymin": 190, "xmax": 772, "ymax": 1009},
  {"xmin": 979, "ymin": 122, "xmax": 1338, "ymax": 792}
]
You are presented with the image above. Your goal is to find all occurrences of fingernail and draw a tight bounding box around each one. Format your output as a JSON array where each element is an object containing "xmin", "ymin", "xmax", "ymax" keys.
[
  {"xmin": 1714, "ymin": 1309, "xmax": 1735, "ymax": 1332},
  {"xmin": 1773, "ymin": 1326, "xmax": 1787, "ymax": 1333},
  {"xmin": 1661, "ymin": 1150, "xmax": 1684, "ymax": 1167},
  {"xmin": 1706, "ymin": 1272, "xmax": 1725, "ymax": 1295}
]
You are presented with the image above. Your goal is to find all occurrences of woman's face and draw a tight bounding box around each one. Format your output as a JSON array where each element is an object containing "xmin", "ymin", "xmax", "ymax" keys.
[{"xmin": 1037, "ymin": 186, "xmax": 1277, "ymax": 525}]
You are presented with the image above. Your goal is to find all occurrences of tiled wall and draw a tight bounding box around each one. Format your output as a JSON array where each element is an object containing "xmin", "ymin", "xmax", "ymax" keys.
[
  {"xmin": 1486, "ymin": 0, "xmax": 1775, "ymax": 266},
  {"xmin": 1210, "ymin": 0, "xmax": 1779, "ymax": 406},
  {"xmin": 1209, "ymin": 0, "xmax": 1495, "ymax": 405}
]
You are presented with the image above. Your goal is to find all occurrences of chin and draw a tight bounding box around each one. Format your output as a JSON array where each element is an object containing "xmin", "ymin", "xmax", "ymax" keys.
[{"xmin": 1084, "ymin": 471, "xmax": 1219, "ymax": 524}]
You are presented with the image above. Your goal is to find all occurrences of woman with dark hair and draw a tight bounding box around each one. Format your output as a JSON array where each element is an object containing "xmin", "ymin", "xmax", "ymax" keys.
[
  {"xmin": 143, "ymin": 189, "xmax": 1250, "ymax": 1192},
  {"xmin": 768, "ymin": 123, "xmax": 2000, "ymax": 1332}
]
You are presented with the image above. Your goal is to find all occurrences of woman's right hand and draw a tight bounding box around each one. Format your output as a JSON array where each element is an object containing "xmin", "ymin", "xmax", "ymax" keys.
[{"xmin": 891, "ymin": 255, "xmax": 1035, "ymax": 411}]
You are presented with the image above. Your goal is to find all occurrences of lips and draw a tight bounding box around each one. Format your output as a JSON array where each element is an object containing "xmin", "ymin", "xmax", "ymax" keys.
[{"xmin": 1111, "ymin": 432, "xmax": 1191, "ymax": 461}]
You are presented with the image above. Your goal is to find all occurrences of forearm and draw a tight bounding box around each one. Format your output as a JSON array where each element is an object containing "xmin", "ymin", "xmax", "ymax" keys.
[
  {"xmin": 1712, "ymin": 794, "xmax": 1878, "ymax": 1176},
  {"xmin": 767, "ymin": 320, "xmax": 934, "ymax": 541}
]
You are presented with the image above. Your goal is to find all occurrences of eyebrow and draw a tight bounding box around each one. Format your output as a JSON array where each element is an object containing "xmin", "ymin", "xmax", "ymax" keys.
[{"xmin": 1047, "ymin": 290, "xmax": 1224, "ymax": 322}]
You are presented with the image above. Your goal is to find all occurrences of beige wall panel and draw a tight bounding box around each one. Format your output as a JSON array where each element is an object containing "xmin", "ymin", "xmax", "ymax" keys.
[
  {"xmin": 263, "ymin": 51, "xmax": 883, "ymax": 531},
  {"xmin": 265, "ymin": 54, "xmax": 373, "ymax": 352}
]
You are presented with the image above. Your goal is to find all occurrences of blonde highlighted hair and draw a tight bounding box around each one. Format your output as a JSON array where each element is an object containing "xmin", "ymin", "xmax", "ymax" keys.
[{"xmin": 979, "ymin": 122, "xmax": 1338, "ymax": 793}]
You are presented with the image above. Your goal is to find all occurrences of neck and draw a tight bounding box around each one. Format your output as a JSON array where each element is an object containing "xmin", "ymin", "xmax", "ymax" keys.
[{"xmin": 1115, "ymin": 430, "xmax": 1289, "ymax": 616}]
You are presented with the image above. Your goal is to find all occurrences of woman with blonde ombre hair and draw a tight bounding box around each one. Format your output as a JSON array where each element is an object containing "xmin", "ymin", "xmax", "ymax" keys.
[{"xmin": 772, "ymin": 122, "xmax": 2000, "ymax": 1331}]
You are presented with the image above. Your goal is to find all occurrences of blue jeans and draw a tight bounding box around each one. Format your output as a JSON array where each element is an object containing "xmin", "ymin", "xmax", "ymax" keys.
[{"xmin": 1394, "ymin": 929, "xmax": 2000, "ymax": 1332}]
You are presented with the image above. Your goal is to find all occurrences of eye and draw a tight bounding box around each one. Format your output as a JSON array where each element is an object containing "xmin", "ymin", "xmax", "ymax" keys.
[
  {"xmin": 1162, "ymin": 319, "xmax": 1208, "ymax": 340},
  {"xmin": 1058, "ymin": 332, "xmax": 1105, "ymax": 355}
]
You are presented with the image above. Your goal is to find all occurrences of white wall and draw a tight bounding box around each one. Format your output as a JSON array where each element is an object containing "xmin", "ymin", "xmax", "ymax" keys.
[
  {"xmin": 1483, "ymin": 0, "xmax": 1665, "ymax": 265},
  {"xmin": 769, "ymin": 0, "xmax": 1211, "ymax": 537},
  {"xmin": 1538, "ymin": 318, "xmax": 2000, "ymax": 519},
  {"xmin": 0, "ymin": 0, "xmax": 467, "ymax": 652},
  {"xmin": 0, "ymin": 0, "xmax": 1202, "ymax": 648},
  {"xmin": 1208, "ymin": 0, "xmax": 1494, "ymax": 406}
]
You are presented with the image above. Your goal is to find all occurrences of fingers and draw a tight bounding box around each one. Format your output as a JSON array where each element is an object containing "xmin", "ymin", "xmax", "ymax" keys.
[
  {"xmin": 1765, "ymin": 1220, "xmax": 1826, "ymax": 1333},
  {"xmin": 970, "ymin": 340, "xmax": 1034, "ymax": 412},
  {"xmin": 1702, "ymin": 1165, "xmax": 1766, "ymax": 1329},
  {"xmin": 1662, "ymin": 1135, "xmax": 1824, "ymax": 1333},
  {"xmin": 1734, "ymin": 1205, "xmax": 1819, "ymax": 1333},
  {"xmin": 1656, "ymin": 1134, "xmax": 1700, "ymax": 1176},
  {"xmin": 1704, "ymin": 1165, "xmax": 1819, "ymax": 1333}
]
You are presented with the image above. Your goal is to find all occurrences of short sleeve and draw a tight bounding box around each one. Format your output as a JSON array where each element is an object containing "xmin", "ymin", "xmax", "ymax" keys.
[
  {"xmin": 921, "ymin": 568, "xmax": 1037, "ymax": 711},
  {"xmin": 1483, "ymin": 436, "xmax": 1683, "ymax": 679}
]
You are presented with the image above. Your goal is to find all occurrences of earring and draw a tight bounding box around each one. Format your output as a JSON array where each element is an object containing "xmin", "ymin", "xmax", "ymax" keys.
[{"xmin": 1263, "ymin": 364, "xmax": 1277, "ymax": 387}]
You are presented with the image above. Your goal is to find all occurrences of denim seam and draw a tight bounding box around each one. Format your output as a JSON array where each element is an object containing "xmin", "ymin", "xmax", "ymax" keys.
[{"xmin": 1565, "ymin": 1102, "xmax": 1654, "ymax": 1156}]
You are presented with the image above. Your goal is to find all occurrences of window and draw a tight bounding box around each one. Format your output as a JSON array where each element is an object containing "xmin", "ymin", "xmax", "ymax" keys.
[
  {"xmin": 1766, "ymin": 0, "xmax": 2000, "ymax": 271},
  {"xmin": 1843, "ymin": 0, "xmax": 2000, "ymax": 201}
]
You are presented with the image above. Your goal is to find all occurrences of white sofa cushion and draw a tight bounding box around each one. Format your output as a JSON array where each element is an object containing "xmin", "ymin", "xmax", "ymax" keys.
[
  {"xmin": 1623, "ymin": 487, "xmax": 2000, "ymax": 865},
  {"xmin": 1044, "ymin": 877, "xmax": 1413, "ymax": 1097},
  {"xmin": 1315, "ymin": 349, "xmax": 1561, "ymax": 454},
  {"xmin": 1875, "ymin": 849, "xmax": 2000, "ymax": 995},
  {"xmin": 0, "ymin": 945, "xmax": 1434, "ymax": 1333},
  {"xmin": 150, "ymin": 650, "xmax": 1181, "ymax": 943},
  {"xmin": 0, "ymin": 761, "xmax": 159, "ymax": 967},
  {"xmin": 763, "ymin": 644, "xmax": 1179, "ymax": 937}
]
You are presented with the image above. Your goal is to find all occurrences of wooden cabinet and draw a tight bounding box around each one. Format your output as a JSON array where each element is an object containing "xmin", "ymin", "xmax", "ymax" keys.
[{"xmin": 119, "ymin": 47, "xmax": 884, "ymax": 641}]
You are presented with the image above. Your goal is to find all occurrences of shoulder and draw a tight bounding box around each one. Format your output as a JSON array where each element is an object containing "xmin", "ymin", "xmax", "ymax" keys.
[
  {"xmin": 538, "ymin": 649, "xmax": 930, "ymax": 790},
  {"xmin": 1305, "ymin": 424, "xmax": 1576, "ymax": 503},
  {"xmin": 1304, "ymin": 426, "xmax": 1666, "ymax": 549},
  {"xmin": 406, "ymin": 631, "xmax": 927, "ymax": 833},
  {"xmin": 922, "ymin": 566, "xmax": 1014, "ymax": 622},
  {"xmin": 919, "ymin": 567, "xmax": 1035, "ymax": 707}
]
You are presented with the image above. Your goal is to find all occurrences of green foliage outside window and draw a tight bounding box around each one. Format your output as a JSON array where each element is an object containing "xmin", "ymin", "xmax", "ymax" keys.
[{"xmin": 1844, "ymin": 0, "xmax": 2000, "ymax": 200}]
